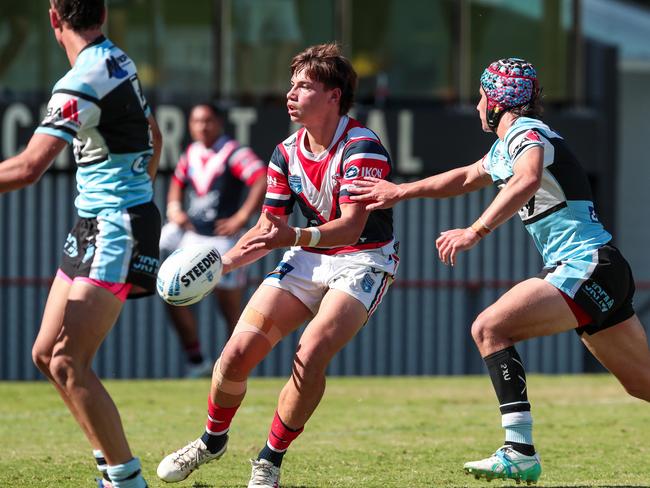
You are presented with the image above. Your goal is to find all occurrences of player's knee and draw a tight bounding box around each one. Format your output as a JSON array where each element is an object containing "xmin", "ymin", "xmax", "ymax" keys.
[
  {"xmin": 48, "ymin": 353, "xmax": 93, "ymax": 391},
  {"xmin": 471, "ymin": 312, "xmax": 493, "ymax": 348},
  {"xmin": 621, "ymin": 375, "xmax": 650, "ymax": 402},
  {"xmin": 48, "ymin": 354, "xmax": 77, "ymax": 390},
  {"xmin": 31, "ymin": 344, "xmax": 52, "ymax": 373},
  {"xmin": 293, "ymin": 342, "xmax": 331, "ymax": 381},
  {"xmin": 218, "ymin": 348, "xmax": 247, "ymax": 377}
]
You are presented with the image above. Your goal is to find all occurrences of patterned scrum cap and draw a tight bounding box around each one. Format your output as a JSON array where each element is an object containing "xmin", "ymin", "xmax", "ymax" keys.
[{"xmin": 480, "ymin": 58, "xmax": 538, "ymax": 111}]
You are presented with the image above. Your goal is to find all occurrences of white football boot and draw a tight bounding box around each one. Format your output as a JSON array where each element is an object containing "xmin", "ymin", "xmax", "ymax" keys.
[
  {"xmin": 247, "ymin": 459, "xmax": 281, "ymax": 488},
  {"xmin": 157, "ymin": 437, "xmax": 227, "ymax": 482},
  {"xmin": 464, "ymin": 445, "xmax": 541, "ymax": 485}
]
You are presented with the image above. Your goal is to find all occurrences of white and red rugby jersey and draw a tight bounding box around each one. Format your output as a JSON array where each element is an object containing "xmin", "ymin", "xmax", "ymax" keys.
[
  {"xmin": 173, "ymin": 135, "xmax": 265, "ymax": 235},
  {"xmin": 263, "ymin": 116, "xmax": 394, "ymax": 255}
]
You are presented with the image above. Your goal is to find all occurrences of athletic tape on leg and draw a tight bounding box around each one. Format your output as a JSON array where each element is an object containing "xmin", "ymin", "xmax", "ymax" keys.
[
  {"xmin": 232, "ymin": 307, "xmax": 283, "ymax": 347},
  {"xmin": 214, "ymin": 358, "xmax": 247, "ymax": 396}
]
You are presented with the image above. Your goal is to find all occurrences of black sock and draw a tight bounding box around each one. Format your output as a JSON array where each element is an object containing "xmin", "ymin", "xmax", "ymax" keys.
[
  {"xmin": 505, "ymin": 441, "xmax": 536, "ymax": 456},
  {"xmin": 201, "ymin": 431, "xmax": 228, "ymax": 454},
  {"xmin": 484, "ymin": 346, "xmax": 530, "ymax": 415},
  {"xmin": 258, "ymin": 443, "xmax": 285, "ymax": 467},
  {"xmin": 484, "ymin": 346, "xmax": 535, "ymax": 453}
]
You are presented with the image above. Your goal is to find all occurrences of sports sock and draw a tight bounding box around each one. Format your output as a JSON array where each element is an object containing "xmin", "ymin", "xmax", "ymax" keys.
[
  {"xmin": 201, "ymin": 396, "xmax": 239, "ymax": 453},
  {"xmin": 106, "ymin": 457, "xmax": 147, "ymax": 488},
  {"xmin": 185, "ymin": 340, "xmax": 204, "ymax": 365},
  {"xmin": 93, "ymin": 449, "xmax": 111, "ymax": 484},
  {"xmin": 484, "ymin": 346, "xmax": 535, "ymax": 454},
  {"xmin": 258, "ymin": 411, "xmax": 304, "ymax": 468}
]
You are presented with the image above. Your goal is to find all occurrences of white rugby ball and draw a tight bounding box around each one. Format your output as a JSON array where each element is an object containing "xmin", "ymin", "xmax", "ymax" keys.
[{"xmin": 156, "ymin": 244, "xmax": 223, "ymax": 306}]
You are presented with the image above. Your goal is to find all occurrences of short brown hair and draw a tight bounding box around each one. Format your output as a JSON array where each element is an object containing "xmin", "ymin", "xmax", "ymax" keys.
[
  {"xmin": 51, "ymin": 0, "xmax": 105, "ymax": 31},
  {"xmin": 509, "ymin": 92, "xmax": 544, "ymax": 120},
  {"xmin": 290, "ymin": 43, "xmax": 357, "ymax": 115}
]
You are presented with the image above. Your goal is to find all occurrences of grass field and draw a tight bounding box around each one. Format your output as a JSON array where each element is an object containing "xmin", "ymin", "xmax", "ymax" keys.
[{"xmin": 1, "ymin": 375, "xmax": 649, "ymax": 487}]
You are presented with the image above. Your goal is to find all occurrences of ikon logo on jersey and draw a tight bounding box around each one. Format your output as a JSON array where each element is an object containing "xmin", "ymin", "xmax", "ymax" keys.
[
  {"xmin": 361, "ymin": 167, "xmax": 383, "ymax": 178},
  {"xmin": 344, "ymin": 165, "xmax": 384, "ymax": 180}
]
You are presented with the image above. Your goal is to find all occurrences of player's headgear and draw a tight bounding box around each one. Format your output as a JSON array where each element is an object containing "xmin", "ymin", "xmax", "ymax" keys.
[{"xmin": 480, "ymin": 58, "xmax": 539, "ymax": 131}]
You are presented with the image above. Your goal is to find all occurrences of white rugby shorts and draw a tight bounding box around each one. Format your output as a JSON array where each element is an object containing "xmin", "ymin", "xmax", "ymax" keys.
[{"xmin": 262, "ymin": 241, "xmax": 399, "ymax": 318}]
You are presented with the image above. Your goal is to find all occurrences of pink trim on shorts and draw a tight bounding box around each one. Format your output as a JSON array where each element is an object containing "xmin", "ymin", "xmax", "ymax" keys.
[
  {"xmin": 56, "ymin": 269, "xmax": 73, "ymax": 283},
  {"xmin": 75, "ymin": 277, "xmax": 132, "ymax": 303}
]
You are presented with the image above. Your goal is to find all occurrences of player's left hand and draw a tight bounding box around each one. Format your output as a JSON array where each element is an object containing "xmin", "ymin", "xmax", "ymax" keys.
[
  {"xmin": 242, "ymin": 210, "xmax": 294, "ymax": 251},
  {"xmin": 435, "ymin": 227, "xmax": 482, "ymax": 266},
  {"xmin": 347, "ymin": 177, "xmax": 403, "ymax": 210},
  {"xmin": 215, "ymin": 212, "xmax": 247, "ymax": 236}
]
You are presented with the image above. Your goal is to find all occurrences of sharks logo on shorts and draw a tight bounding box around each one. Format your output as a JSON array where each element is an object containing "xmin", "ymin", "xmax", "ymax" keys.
[{"xmin": 288, "ymin": 175, "xmax": 303, "ymax": 194}]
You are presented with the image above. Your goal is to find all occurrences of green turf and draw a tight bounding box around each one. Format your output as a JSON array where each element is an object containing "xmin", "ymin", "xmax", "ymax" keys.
[{"xmin": 1, "ymin": 375, "xmax": 649, "ymax": 487}]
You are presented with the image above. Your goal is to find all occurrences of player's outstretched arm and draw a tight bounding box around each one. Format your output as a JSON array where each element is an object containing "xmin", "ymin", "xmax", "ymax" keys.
[
  {"xmin": 220, "ymin": 210, "xmax": 287, "ymax": 274},
  {"xmin": 0, "ymin": 133, "xmax": 67, "ymax": 193},
  {"xmin": 435, "ymin": 147, "xmax": 543, "ymax": 266},
  {"xmin": 349, "ymin": 159, "xmax": 492, "ymax": 210}
]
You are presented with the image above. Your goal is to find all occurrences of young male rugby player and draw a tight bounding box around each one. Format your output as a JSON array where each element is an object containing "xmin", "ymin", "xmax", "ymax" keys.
[
  {"xmin": 0, "ymin": 1, "xmax": 162, "ymax": 486},
  {"xmin": 350, "ymin": 57, "xmax": 650, "ymax": 484},
  {"xmin": 157, "ymin": 43, "xmax": 399, "ymax": 488}
]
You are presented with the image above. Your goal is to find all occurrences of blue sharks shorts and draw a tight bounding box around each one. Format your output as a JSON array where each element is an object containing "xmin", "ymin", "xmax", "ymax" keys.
[
  {"xmin": 60, "ymin": 202, "xmax": 161, "ymax": 298},
  {"xmin": 538, "ymin": 244, "xmax": 636, "ymax": 335}
]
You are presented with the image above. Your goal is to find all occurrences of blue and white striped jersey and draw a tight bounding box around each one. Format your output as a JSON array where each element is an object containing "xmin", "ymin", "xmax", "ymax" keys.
[
  {"xmin": 482, "ymin": 117, "xmax": 611, "ymax": 266},
  {"xmin": 36, "ymin": 36, "xmax": 154, "ymax": 217}
]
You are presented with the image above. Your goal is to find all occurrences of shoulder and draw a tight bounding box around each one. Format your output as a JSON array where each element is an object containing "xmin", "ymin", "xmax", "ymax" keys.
[
  {"xmin": 505, "ymin": 118, "xmax": 553, "ymax": 150},
  {"xmin": 51, "ymin": 69, "xmax": 100, "ymax": 103},
  {"xmin": 342, "ymin": 121, "xmax": 389, "ymax": 158},
  {"xmin": 71, "ymin": 38, "xmax": 138, "ymax": 98}
]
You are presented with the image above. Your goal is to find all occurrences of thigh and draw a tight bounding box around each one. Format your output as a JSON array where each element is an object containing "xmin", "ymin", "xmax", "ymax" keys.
[
  {"xmin": 296, "ymin": 289, "xmax": 368, "ymax": 366},
  {"xmin": 245, "ymin": 284, "xmax": 313, "ymax": 338},
  {"xmin": 481, "ymin": 277, "xmax": 579, "ymax": 343},
  {"xmin": 51, "ymin": 281, "xmax": 124, "ymax": 366},
  {"xmin": 581, "ymin": 314, "xmax": 650, "ymax": 382},
  {"xmin": 33, "ymin": 273, "xmax": 72, "ymax": 358}
]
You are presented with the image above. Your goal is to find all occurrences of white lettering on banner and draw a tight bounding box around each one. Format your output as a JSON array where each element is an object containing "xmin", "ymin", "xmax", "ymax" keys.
[
  {"xmin": 156, "ymin": 105, "xmax": 185, "ymax": 170},
  {"xmin": 361, "ymin": 167, "xmax": 383, "ymax": 178},
  {"xmin": 228, "ymin": 107, "xmax": 257, "ymax": 145},
  {"xmin": 397, "ymin": 110, "xmax": 422, "ymax": 174},
  {"xmin": 2, "ymin": 103, "xmax": 31, "ymax": 159},
  {"xmin": 365, "ymin": 109, "xmax": 391, "ymax": 155}
]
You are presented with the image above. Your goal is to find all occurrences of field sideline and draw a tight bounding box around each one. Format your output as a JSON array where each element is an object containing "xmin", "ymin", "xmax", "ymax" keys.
[{"xmin": 1, "ymin": 375, "xmax": 649, "ymax": 487}]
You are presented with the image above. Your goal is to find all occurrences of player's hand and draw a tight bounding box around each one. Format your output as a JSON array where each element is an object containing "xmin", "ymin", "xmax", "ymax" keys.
[
  {"xmin": 241, "ymin": 210, "xmax": 294, "ymax": 252},
  {"xmin": 435, "ymin": 227, "xmax": 482, "ymax": 266},
  {"xmin": 215, "ymin": 212, "xmax": 247, "ymax": 236},
  {"xmin": 348, "ymin": 177, "xmax": 403, "ymax": 210}
]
